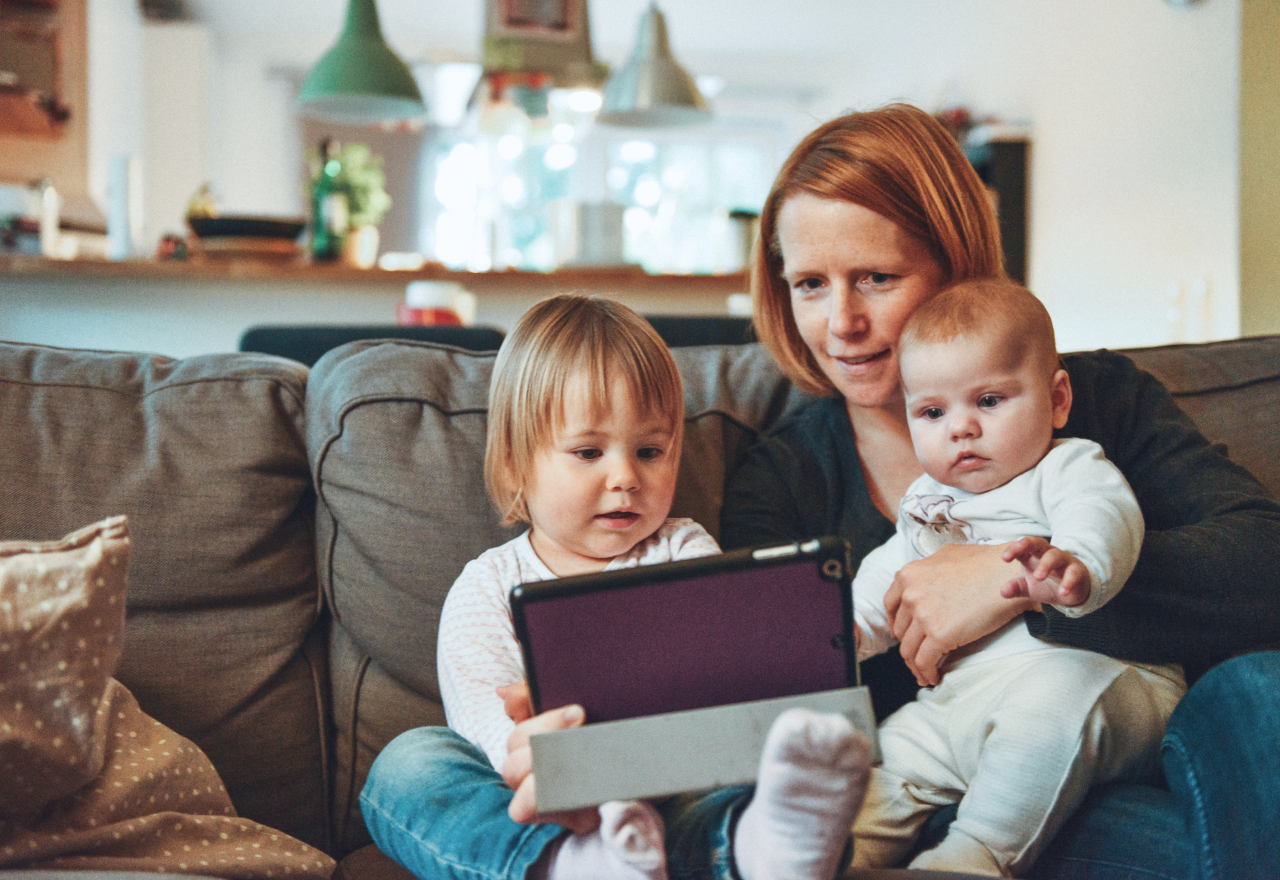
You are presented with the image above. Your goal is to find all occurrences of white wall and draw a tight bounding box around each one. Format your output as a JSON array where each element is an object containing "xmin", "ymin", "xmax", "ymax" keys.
[
  {"xmin": 86, "ymin": 0, "xmax": 146, "ymax": 227},
  {"xmin": 149, "ymin": 0, "xmax": 1243, "ymax": 352},
  {"xmin": 676, "ymin": 0, "xmax": 1242, "ymax": 350}
]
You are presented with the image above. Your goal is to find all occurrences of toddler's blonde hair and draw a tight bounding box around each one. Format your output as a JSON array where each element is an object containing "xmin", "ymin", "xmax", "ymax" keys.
[{"xmin": 484, "ymin": 294, "xmax": 684, "ymax": 527}]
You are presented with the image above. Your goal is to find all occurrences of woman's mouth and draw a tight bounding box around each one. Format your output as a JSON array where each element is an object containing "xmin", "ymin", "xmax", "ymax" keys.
[{"xmin": 834, "ymin": 349, "xmax": 891, "ymax": 368}]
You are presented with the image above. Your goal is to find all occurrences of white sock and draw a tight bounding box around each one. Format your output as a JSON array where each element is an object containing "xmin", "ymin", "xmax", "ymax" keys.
[
  {"xmin": 734, "ymin": 708, "xmax": 870, "ymax": 880},
  {"xmin": 540, "ymin": 800, "xmax": 668, "ymax": 880}
]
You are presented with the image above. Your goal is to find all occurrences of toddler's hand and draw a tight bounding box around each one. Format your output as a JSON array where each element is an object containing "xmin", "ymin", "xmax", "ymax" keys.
[
  {"xmin": 501, "ymin": 702, "xmax": 600, "ymax": 834},
  {"xmin": 1000, "ymin": 537, "xmax": 1091, "ymax": 607}
]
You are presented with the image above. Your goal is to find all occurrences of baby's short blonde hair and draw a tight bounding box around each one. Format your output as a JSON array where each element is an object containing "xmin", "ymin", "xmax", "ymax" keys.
[
  {"xmin": 484, "ymin": 294, "xmax": 684, "ymax": 527},
  {"xmin": 900, "ymin": 278, "xmax": 1060, "ymax": 379}
]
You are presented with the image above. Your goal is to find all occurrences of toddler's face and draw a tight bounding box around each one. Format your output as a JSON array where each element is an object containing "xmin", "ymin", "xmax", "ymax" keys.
[
  {"xmin": 524, "ymin": 374, "xmax": 678, "ymax": 577},
  {"xmin": 900, "ymin": 333, "xmax": 1070, "ymax": 494}
]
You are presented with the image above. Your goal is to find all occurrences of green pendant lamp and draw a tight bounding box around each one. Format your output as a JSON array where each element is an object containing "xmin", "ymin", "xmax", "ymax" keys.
[
  {"xmin": 597, "ymin": 2, "xmax": 709, "ymax": 127},
  {"xmin": 296, "ymin": 0, "xmax": 426, "ymax": 124}
]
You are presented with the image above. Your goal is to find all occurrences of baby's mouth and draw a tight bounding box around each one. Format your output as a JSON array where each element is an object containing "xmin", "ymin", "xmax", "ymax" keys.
[{"xmin": 954, "ymin": 452, "xmax": 986, "ymax": 469}]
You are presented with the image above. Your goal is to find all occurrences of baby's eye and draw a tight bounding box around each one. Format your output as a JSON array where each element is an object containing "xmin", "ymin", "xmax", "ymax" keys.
[
  {"xmin": 637, "ymin": 446, "xmax": 665, "ymax": 461},
  {"xmin": 573, "ymin": 448, "xmax": 602, "ymax": 461},
  {"xmin": 921, "ymin": 407, "xmax": 944, "ymax": 420},
  {"xmin": 978, "ymin": 395, "xmax": 1004, "ymax": 409}
]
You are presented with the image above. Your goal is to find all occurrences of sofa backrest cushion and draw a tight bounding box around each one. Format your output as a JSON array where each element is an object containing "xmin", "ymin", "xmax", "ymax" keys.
[
  {"xmin": 1120, "ymin": 335, "xmax": 1280, "ymax": 497},
  {"xmin": 0, "ymin": 342, "xmax": 329, "ymax": 851},
  {"xmin": 306, "ymin": 339, "xmax": 810, "ymax": 853}
]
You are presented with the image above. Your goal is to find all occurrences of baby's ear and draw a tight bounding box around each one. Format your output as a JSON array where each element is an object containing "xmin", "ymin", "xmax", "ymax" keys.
[{"xmin": 1050, "ymin": 369, "xmax": 1073, "ymax": 429}]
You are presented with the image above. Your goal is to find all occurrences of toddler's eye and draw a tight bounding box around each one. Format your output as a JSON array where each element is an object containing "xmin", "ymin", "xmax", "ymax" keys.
[
  {"xmin": 978, "ymin": 395, "xmax": 1003, "ymax": 409},
  {"xmin": 922, "ymin": 407, "xmax": 944, "ymax": 420},
  {"xmin": 574, "ymin": 448, "xmax": 602, "ymax": 461},
  {"xmin": 637, "ymin": 446, "xmax": 665, "ymax": 460}
]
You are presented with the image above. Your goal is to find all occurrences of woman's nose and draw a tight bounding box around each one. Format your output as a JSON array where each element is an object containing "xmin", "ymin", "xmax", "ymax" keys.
[{"xmin": 827, "ymin": 285, "xmax": 868, "ymax": 340}]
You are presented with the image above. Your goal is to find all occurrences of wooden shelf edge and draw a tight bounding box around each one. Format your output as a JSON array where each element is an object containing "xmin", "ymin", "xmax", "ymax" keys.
[{"xmin": 0, "ymin": 254, "xmax": 751, "ymax": 294}]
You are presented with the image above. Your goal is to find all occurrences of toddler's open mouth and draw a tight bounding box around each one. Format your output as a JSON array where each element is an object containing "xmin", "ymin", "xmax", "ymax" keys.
[{"xmin": 596, "ymin": 510, "xmax": 640, "ymax": 527}]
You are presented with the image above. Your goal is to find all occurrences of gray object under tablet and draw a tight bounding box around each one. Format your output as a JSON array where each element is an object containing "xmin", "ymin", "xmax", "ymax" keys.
[{"xmin": 532, "ymin": 686, "xmax": 879, "ymax": 812}]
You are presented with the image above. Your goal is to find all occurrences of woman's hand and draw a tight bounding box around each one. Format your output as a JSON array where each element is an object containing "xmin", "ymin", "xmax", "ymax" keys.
[
  {"xmin": 883, "ymin": 543, "xmax": 1038, "ymax": 686},
  {"xmin": 495, "ymin": 682, "xmax": 600, "ymax": 834}
]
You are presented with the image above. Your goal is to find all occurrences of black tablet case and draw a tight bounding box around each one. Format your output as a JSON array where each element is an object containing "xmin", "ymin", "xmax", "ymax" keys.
[{"xmin": 510, "ymin": 537, "xmax": 858, "ymax": 723}]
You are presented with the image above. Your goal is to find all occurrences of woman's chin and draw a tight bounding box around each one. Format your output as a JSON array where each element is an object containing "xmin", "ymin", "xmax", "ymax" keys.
[{"xmin": 832, "ymin": 377, "xmax": 903, "ymax": 413}]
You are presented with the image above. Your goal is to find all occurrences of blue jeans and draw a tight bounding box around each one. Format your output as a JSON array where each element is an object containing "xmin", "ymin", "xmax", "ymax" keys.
[
  {"xmin": 360, "ymin": 727, "xmax": 754, "ymax": 880},
  {"xmin": 364, "ymin": 652, "xmax": 1280, "ymax": 880}
]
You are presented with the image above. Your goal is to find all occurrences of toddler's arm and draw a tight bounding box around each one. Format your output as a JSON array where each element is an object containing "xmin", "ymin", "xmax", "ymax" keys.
[
  {"xmin": 437, "ymin": 555, "xmax": 528, "ymax": 769},
  {"xmin": 1000, "ymin": 536, "xmax": 1090, "ymax": 606}
]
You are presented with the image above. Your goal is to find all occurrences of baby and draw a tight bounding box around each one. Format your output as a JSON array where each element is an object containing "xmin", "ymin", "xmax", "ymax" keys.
[
  {"xmin": 362, "ymin": 294, "xmax": 870, "ymax": 880},
  {"xmin": 849, "ymin": 279, "xmax": 1187, "ymax": 876}
]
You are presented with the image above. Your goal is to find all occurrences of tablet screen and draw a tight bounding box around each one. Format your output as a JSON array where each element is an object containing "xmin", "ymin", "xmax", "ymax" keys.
[{"xmin": 511, "ymin": 538, "xmax": 856, "ymax": 722}]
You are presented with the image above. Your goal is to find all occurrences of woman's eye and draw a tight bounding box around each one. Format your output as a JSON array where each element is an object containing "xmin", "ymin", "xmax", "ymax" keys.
[
  {"xmin": 922, "ymin": 407, "xmax": 944, "ymax": 420},
  {"xmin": 978, "ymin": 395, "xmax": 1003, "ymax": 409},
  {"xmin": 792, "ymin": 277, "xmax": 824, "ymax": 294},
  {"xmin": 866, "ymin": 272, "xmax": 891, "ymax": 285}
]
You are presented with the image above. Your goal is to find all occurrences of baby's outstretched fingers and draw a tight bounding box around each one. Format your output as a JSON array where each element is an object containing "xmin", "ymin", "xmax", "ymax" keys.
[
  {"xmin": 1002, "ymin": 535, "xmax": 1049, "ymax": 564},
  {"xmin": 1054, "ymin": 561, "xmax": 1093, "ymax": 607}
]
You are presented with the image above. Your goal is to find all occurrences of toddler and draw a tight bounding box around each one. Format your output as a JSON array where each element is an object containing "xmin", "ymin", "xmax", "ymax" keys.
[
  {"xmin": 849, "ymin": 279, "xmax": 1187, "ymax": 876},
  {"xmin": 361, "ymin": 294, "xmax": 870, "ymax": 880}
]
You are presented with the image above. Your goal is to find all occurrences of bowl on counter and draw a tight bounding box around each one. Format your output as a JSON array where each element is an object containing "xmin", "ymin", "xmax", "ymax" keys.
[
  {"xmin": 187, "ymin": 215, "xmax": 307, "ymax": 261},
  {"xmin": 187, "ymin": 216, "xmax": 307, "ymax": 240}
]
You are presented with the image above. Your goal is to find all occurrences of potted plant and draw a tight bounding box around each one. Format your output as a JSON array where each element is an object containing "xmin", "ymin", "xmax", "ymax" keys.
[{"xmin": 306, "ymin": 141, "xmax": 392, "ymax": 268}]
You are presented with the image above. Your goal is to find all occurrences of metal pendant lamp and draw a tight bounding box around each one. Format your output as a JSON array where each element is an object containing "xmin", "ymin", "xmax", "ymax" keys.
[
  {"xmin": 296, "ymin": 0, "xmax": 426, "ymax": 124},
  {"xmin": 597, "ymin": 2, "xmax": 709, "ymax": 127}
]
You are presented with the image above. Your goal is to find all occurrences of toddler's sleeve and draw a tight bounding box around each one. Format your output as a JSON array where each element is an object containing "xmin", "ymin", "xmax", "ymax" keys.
[{"xmin": 437, "ymin": 556, "xmax": 526, "ymax": 770}]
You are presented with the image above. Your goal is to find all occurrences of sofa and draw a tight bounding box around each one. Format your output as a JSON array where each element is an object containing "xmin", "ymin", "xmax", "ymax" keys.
[{"xmin": 1, "ymin": 330, "xmax": 1277, "ymax": 880}]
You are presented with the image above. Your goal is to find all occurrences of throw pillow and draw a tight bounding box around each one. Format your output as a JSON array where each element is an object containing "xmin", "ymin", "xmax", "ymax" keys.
[
  {"xmin": 0, "ymin": 517, "xmax": 334, "ymax": 878},
  {"xmin": 0, "ymin": 515, "xmax": 129, "ymax": 821}
]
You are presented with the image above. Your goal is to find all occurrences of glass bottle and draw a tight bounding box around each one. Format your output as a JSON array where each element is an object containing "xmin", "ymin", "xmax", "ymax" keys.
[{"xmin": 310, "ymin": 138, "xmax": 349, "ymax": 261}]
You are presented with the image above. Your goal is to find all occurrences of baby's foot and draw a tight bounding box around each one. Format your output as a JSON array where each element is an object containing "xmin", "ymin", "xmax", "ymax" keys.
[
  {"xmin": 543, "ymin": 800, "xmax": 667, "ymax": 880},
  {"xmin": 734, "ymin": 708, "xmax": 870, "ymax": 880}
]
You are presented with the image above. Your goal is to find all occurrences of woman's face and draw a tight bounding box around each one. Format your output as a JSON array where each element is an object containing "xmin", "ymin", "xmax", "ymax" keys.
[{"xmin": 777, "ymin": 193, "xmax": 946, "ymax": 411}]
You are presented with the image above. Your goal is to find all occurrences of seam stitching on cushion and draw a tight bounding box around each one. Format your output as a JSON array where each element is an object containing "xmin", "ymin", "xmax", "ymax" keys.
[{"xmin": 337, "ymin": 651, "xmax": 372, "ymax": 853}]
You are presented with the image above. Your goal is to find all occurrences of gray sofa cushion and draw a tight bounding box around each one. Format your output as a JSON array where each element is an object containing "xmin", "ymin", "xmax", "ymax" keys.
[
  {"xmin": 1121, "ymin": 336, "xmax": 1280, "ymax": 497},
  {"xmin": 306, "ymin": 338, "xmax": 811, "ymax": 853},
  {"xmin": 0, "ymin": 342, "xmax": 328, "ymax": 851}
]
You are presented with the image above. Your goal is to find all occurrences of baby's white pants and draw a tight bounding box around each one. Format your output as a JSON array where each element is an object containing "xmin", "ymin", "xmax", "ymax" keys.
[{"xmin": 851, "ymin": 648, "xmax": 1186, "ymax": 877}]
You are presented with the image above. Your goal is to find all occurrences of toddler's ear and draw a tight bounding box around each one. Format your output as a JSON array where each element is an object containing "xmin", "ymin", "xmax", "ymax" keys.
[{"xmin": 1050, "ymin": 369, "xmax": 1073, "ymax": 429}]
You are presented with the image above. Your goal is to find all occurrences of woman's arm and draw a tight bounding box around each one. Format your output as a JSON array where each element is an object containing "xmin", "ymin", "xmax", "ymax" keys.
[{"xmin": 1036, "ymin": 351, "xmax": 1280, "ymax": 679}]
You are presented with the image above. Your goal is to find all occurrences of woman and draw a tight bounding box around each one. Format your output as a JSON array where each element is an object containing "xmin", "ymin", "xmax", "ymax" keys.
[{"xmin": 721, "ymin": 103, "xmax": 1280, "ymax": 878}]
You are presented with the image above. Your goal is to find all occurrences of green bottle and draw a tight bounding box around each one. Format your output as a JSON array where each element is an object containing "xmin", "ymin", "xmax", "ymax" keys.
[{"xmin": 311, "ymin": 138, "xmax": 349, "ymax": 261}]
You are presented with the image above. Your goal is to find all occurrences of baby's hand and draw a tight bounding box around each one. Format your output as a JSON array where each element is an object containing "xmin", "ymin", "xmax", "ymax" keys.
[
  {"xmin": 499, "ymin": 693, "xmax": 600, "ymax": 834},
  {"xmin": 1000, "ymin": 537, "xmax": 1092, "ymax": 607}
]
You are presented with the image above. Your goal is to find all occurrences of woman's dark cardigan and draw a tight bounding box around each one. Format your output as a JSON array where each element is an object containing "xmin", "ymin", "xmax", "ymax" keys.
[{"xmin": 720, "ymin": 349, "xmax": 1280, "ymax": 718}]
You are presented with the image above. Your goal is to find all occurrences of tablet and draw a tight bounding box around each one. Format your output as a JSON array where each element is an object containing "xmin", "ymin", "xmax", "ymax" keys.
[{"xmin": 510, "ymin": 536, "xmax": 857, "ymax": 723}]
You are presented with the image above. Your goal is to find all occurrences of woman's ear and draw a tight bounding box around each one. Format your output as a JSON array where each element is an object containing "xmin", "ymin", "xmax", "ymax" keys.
[{"xmin": 1050, "ymin": 368, "xmax": 1073, "ymax": 429}]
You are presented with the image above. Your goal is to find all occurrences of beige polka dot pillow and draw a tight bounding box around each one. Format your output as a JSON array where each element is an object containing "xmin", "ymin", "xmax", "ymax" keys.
[
  {"xmin": 0, "ymin": 515, "xmax": 129, "ymax": 818},
  {"xmin": 0, "ymin": 517, "xmax": 334, "ymax": 879}
]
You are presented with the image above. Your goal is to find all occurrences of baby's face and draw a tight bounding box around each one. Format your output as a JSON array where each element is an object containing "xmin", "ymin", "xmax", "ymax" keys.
[{"xmin": 900, "ymin": 334, "xmax": 1070, "ymax": 494}]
